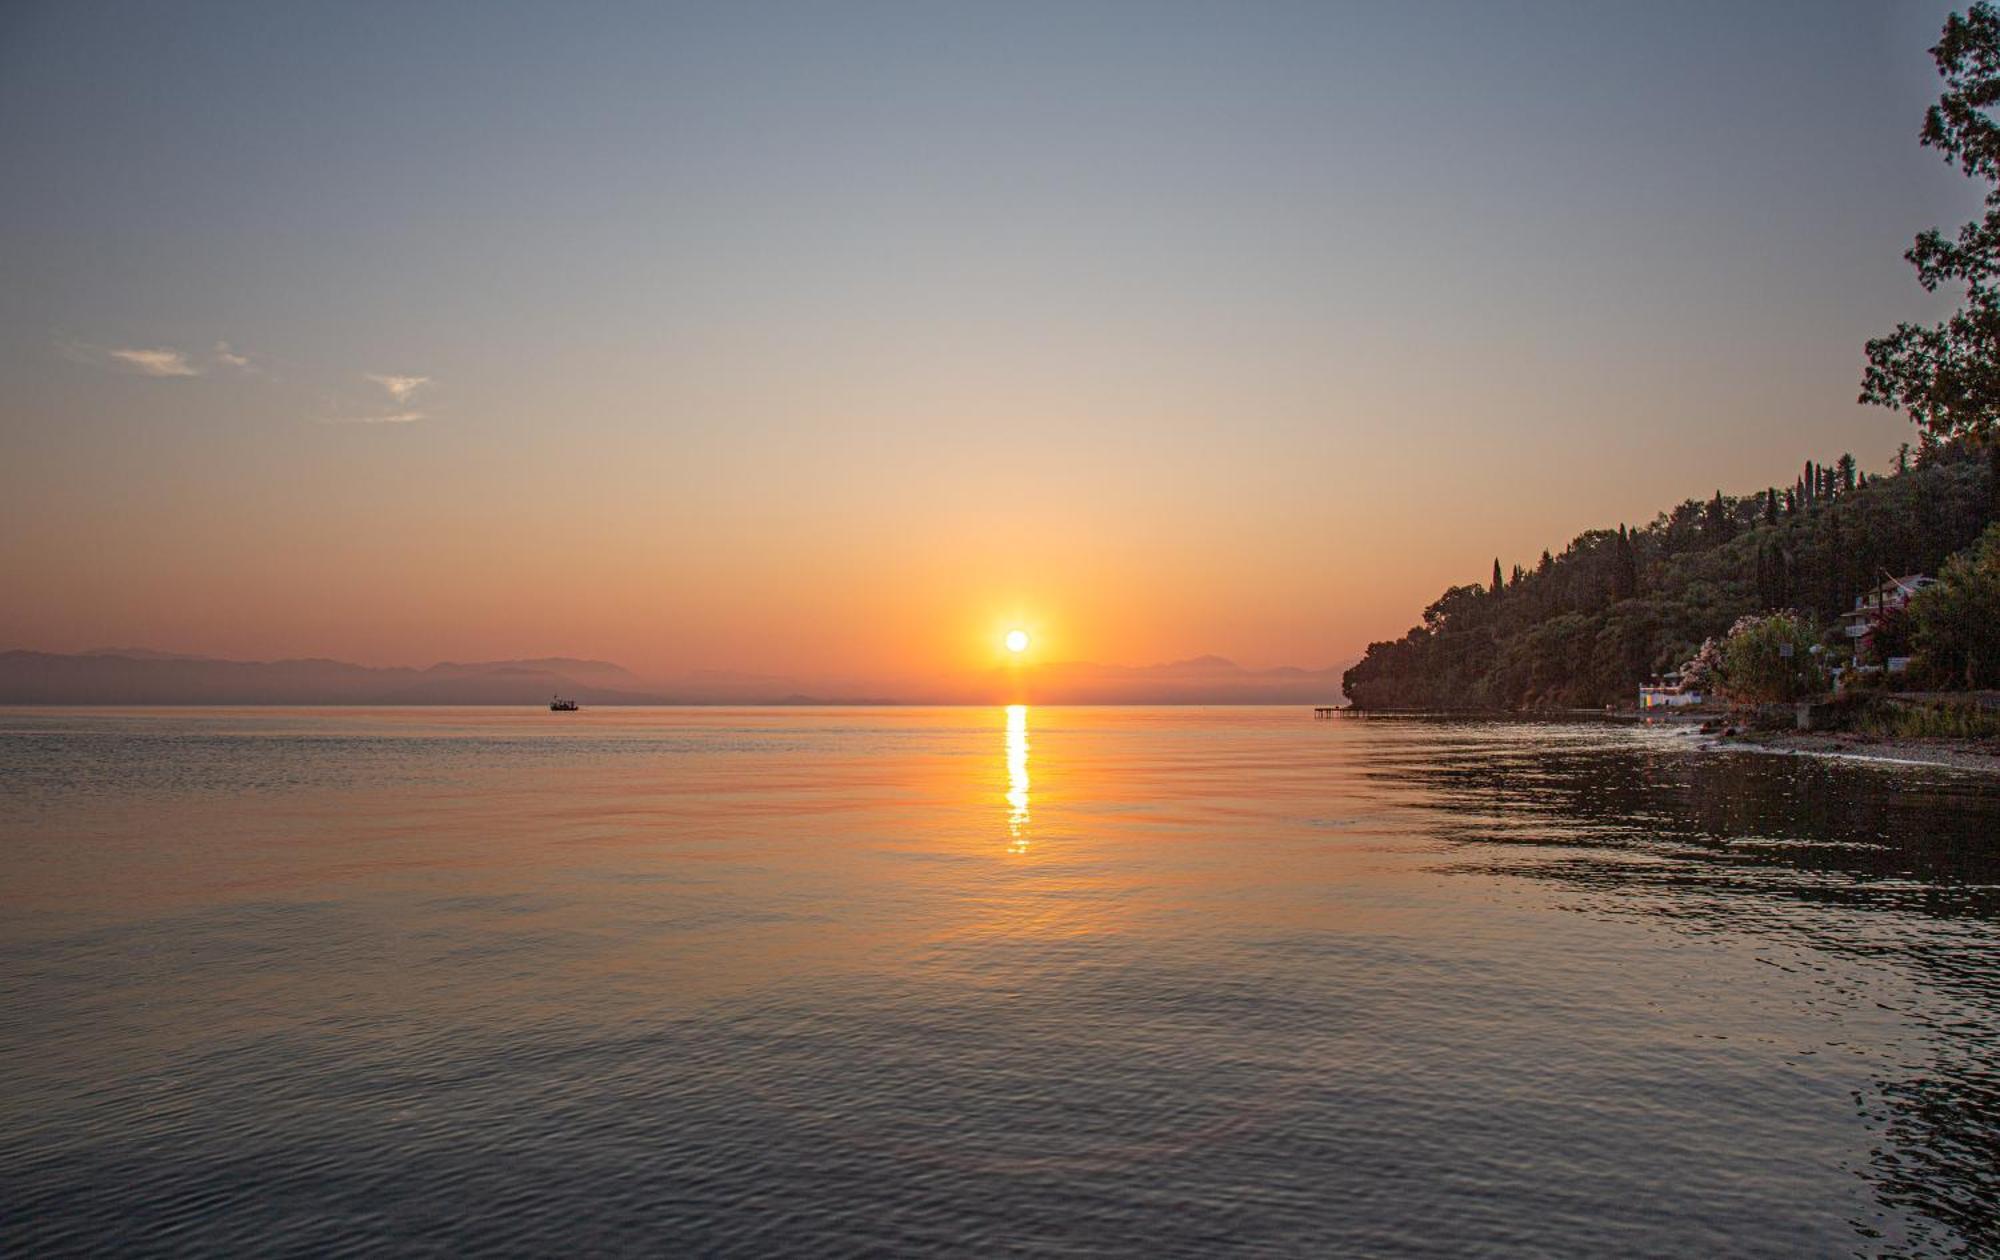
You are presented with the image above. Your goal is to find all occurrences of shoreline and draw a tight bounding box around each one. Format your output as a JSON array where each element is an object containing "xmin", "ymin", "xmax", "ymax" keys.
[
  {"xmin": 1708, "ymin": 729, "xmax": 2000, "ymax": 773},
  {"xmin": 1343, "ymin": 705, "xmax": 2000, "ymax": 773}
]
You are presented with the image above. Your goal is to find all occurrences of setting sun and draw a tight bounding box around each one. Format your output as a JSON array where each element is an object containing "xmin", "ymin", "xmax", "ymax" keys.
[{"xmin": 1005, "ymin": 629, "xmax": 1030, "ymax": 654}]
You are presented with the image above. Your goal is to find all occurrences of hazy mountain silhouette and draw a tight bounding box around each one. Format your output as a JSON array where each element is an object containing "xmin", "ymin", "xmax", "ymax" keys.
[
  {"xmin": 0, "ymin": 650, "xmax": 1349, "ymax": 705},
  {"xmin": 0, "ymin": 651, "xmax": 667, "ymax": 706}
]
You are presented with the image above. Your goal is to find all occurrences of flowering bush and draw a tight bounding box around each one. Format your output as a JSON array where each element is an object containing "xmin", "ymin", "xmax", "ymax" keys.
[
  {"xmin": 1716, "ymin": 612, "xmax": 1826, "ymax": 704},
  {"xmin": 1677, "ymin": 637, "xmax": 1723, "ymax": 692}
]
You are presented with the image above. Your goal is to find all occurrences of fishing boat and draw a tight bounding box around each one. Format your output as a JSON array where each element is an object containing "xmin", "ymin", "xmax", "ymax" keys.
[{"xmin": 549, "ymin": 695, "xmax": 579, "ymax": 712}]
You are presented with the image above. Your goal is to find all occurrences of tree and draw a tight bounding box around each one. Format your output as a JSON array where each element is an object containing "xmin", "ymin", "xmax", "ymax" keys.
[
  {"xmin": 1492, "ymin": 557, "xmax": 1504, "ymax": 597},
  {"xmin": 1908, "ymin": 522, "xmax": 2000, "ymax": 685},
  {"xmin": 1764, "ymin": 487, "xmax": 1779, "ymax": 526},
  {"xmin": 1862, "ymin": 4, "xmax": 2000, "ymax": 517},
  {"xmin": 1705, "ymin": 491, "xmax": 1735, "ymax": 541},
  {"xmin": 1837, "ymin": 452, "xmax": 1857, "ymax": 493},
  {"xmin": 1755, "ymin": 542, "xmax": 1791, "ymax": 610},
  {"xmin": 1866, "ymin": 602, "xmax": 1916, "ymax": 665},
  {"xmin": 1612, "ymin": 525, "xmax": 1639, "ymax": 600},
  {"xmin": 1421, "ymin": 584, "xmax": 1486, "ymax": 633}
]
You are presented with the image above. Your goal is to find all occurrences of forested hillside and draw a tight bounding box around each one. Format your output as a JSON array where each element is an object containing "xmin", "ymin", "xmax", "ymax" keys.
[{"xmin": 1341, "ymin": 442, "xmax": 1996, "ymax": 709}]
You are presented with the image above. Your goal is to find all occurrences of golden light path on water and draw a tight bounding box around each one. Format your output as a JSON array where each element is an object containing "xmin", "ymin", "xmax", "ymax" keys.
[{"xmin": 1005, "ymin": 704, "xmax": 1029, "ymax": 853}]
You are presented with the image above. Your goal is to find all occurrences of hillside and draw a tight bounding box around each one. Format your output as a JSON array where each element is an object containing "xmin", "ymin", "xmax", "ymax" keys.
[{"xmin": 1342, "ymin": 442, "xmax": 1997, "ymax": 710}]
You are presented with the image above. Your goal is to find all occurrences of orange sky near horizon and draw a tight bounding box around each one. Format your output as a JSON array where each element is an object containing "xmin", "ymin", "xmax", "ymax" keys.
[{"xmin": 0, "ymin": 359, "xmax": 1924, "ymax": 689}]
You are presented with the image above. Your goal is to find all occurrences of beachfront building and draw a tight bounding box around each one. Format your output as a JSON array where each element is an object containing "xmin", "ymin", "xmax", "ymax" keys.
[
  {"xmin": 1639, "ymin": 673, "xmax": 1703, "ymax": 709},
  {"xmin": 1840, "ymin": 574, "xmax": 1935, "ymax": 642}
]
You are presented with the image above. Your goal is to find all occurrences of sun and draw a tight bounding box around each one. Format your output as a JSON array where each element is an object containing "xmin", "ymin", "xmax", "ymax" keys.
[{"xmin": 1005, "ymin": 628, "xmax": 1030, "ymax": 654}]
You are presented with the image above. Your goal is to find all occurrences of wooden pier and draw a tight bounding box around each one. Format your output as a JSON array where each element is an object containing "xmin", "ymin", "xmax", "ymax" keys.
[{"xmin": 1312, "ymin": 706, "xmax": 1339, "ymax": 718}]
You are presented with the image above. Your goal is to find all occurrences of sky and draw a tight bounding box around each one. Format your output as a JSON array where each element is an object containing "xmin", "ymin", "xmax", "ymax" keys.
[{"xmin": 0, "ymin": 1, "xmax": 1980, "ymax": 692}]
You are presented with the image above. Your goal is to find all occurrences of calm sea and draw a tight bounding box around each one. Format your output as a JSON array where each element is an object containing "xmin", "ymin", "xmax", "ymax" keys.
[{"xmin": 2, "ymin": 707, "xmax": 1996, "ymax": 1257}]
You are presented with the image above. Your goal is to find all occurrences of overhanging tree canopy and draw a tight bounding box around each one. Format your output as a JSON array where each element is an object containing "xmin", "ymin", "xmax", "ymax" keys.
[{"xmin": 1864, "ymin": 3, "xmax": 2000, "ymax": 444}]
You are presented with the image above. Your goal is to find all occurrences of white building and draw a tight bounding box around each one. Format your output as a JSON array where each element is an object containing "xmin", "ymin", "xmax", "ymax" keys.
[
  {"xmin": 1639, "ymin": 675, "xmax": 1703, "ymax": 709},
  {"xmin": 1840, "ymin": 574, "xmax": 1935, "ymax": 641}
]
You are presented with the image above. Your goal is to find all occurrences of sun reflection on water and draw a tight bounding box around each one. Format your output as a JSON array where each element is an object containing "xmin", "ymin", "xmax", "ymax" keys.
[{"xmin": 1005, "ymin": 704, "xmax": 1029, "ymax": 853}]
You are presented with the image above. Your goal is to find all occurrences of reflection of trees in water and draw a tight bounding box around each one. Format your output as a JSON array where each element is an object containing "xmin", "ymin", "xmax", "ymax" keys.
[{"xmin": 1355, "ymin": 724, "xmax": 2000, "ymax": 1255}]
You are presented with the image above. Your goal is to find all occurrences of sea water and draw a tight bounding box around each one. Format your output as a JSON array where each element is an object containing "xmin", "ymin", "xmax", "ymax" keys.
[{"xmin": 2, "ymin": 707, "xmax": 1995, "ymax": 1256}]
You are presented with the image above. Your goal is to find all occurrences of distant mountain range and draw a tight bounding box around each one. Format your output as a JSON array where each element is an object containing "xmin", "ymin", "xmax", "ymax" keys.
[
  {"xmin": 0, "ymin": 651, "xmax": 669, "ymax": 706},
  {"xmin": 0, "ymin": 649, "xmax": 1348, "ymax": 706}
]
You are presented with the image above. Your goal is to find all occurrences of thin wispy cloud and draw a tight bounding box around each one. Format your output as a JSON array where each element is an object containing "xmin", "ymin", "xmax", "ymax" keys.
[
  {"xmin": 63, "ymin": 337, "xmax": 430, "ymax": 425},
  {"xmin": 64, "ymin": 339, "xmax": 255, "ymax": 378},
  {"xmin": 321, "ymin": 410, "xmax": 426, "ymax": 425},
  {"xmin": 323, "ymin": 372, "xmax": 435, "ymax": 424},
  {"xmin": 366, "ymin": 373, "xmax": 431, "ymax": 403},
  {"xmin": 106, "ymin": 346, "xmax": 201, "ymax": 377}
]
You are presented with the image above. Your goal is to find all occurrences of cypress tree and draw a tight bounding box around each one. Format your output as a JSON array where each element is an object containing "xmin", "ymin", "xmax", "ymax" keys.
[
  {"xmin": 1989, "ymin": 441, "xmax": 2000, "ymax": 524},
  {"xmin": 1764, "ymin": 487, "xmax": 1779, "ymax": 526},
  {"xmin": 1492, "ymin": 557, "xmax": 1504, "ymax": 596},
  {"xmin": 1624, "ymin": 526, "xmax": 1641, "ymax": 599},
  {"xmin": 1705, "ymin": 491, "xmax": 1735, "ymax": 542}
]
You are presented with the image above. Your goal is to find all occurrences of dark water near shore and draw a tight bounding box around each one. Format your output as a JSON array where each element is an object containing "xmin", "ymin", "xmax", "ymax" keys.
[{"xmin": 2, "ymin": 707, "xmax": 1997, "ymax": 1257}]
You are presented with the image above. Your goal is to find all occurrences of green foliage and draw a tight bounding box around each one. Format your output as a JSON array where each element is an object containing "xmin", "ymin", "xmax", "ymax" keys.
[
  {"xmin": 1866, "ymin": 602, "xmax": 1916, "ymax": 663},
  {"xmin": 1855, "ymin": 696, "xmax": 2000, "ymax": 739},
  {"xmin": 1862, "ymin": 3, "xmax": 2000, "ymax": 443},
  {"xmin": 1342, "ymin": 443, "xmax": 1994, "ymax": 709},
  {"xmin": 1908, "ymin": 522, "xmax": 2000, "ymax": 686},
  {"xmin": 1716, "ymin": 613, "xmax": 1826, "ymax": 704}
]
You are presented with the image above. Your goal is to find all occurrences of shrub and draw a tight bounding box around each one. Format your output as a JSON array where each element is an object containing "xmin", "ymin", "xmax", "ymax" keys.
[
  {"xmin": 1864, "ymin": 603, "xmax": 1915, "ymax": 664},
  {"xmin": 1855, "ymin": 698, "xmax": 2000, "ymax": 740},
  {"xmin": 1677, "ymin": 637, "xmax": 1722, "ymax": 692},
  {"xmin": 1717, "ymin": 612, "xmax": 1827, "ymax": 704}
]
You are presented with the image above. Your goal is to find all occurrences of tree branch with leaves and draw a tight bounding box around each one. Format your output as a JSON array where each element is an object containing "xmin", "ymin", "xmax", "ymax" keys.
[{"xmin": 1864, "ymin": 4, "xmax": 2000, "ymax": 517}]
